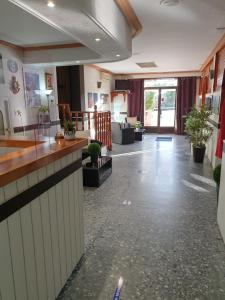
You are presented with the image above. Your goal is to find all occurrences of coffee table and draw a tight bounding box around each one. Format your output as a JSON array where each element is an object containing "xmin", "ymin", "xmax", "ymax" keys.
[
  {"xmin": 83, "ymin": 156, "xmax": 112, "ymax": 187},
  {"xmin": 134, "ymin": 129, "xmax": 145, "ymax": 141}
]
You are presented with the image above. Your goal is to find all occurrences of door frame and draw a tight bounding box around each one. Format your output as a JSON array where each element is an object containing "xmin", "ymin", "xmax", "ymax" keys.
[{"xmin": 144, "ymin": 86, "xmax": 177, "ymax": 133}]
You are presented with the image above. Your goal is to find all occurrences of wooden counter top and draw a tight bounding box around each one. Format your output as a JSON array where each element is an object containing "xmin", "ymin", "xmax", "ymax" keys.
[{"xmin": 0, "ymin": 136, "xmax": 88, "ymax": 187}]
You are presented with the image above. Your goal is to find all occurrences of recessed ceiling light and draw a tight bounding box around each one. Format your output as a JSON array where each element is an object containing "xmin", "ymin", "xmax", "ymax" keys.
[
  {"xmin": 47, "ymin": 1, "xmax": 55, "ymax": 8},
  {"xmin": 76, "ymin": 60, "xmax": 80, "ymax": 63},
  {"xmin": 116, "ymin": 54, "xmax": 120, "ymax": 57},
  {"xmin": 160, "ymin": 0, "xmax": 180, "ymax": 6},
  {"xmin": 95, "ymin": 38, "xmax": 101, "ymax": 42}
]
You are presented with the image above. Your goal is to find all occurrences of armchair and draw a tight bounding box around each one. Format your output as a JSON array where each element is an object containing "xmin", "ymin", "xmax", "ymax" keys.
[{"xmin": 112, "ymin": 122, "xmax": 135, "ymax": 145}]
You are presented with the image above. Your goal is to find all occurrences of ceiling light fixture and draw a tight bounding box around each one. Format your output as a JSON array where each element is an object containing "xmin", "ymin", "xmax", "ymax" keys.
[
  {"xmin": 116, "ymin": 54, "xmax": 120, "ymax": 57},
  {"xmin": 75, "ymin": 60, "xmax": 80, "ymax": 63},
  {"xmin": 47, "ymin": 1, "xmax": 55, "ymax": 8},
  {"xmin": 95, "ymin": 38, "xmax": 101, "ymax": 42},
  {"xmin": 160, "ymin": 0, "xmax": 180, "ymax": 6}
]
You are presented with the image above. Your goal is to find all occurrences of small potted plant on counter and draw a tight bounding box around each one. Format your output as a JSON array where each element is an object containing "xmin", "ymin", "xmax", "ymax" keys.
[
  {"xmin": 185, "ymin": 106, "xmax": 213, "ymax": 163},
  {"xmin": 134, "ymin": 121, "xmax": 142, "ymax": 131},
  {"xmin": 88, "ymin": 142, "xmax": 101, "ymax": 165},
  {"xmin": 64, "ymin": 120, "xmax": 76, "ymax": 140},
  {"xmin": 213, "ymin": 164, "xmax": 221, "ymax": 204}
]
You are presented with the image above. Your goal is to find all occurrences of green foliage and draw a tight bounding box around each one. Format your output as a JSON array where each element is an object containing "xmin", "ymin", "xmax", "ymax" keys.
[
  {"xmin": 213, "ymin": 164, "xmax": 221, "ymax": 186},
  {"xmin": 161, "ymin": 90, "xmax": 175, "ymax": 108},
  {"xmin": 88, "ymin": 143, "xmax": 101, "ymax": 156},
  {"xmin": 185, "ymin": 106, "xmax": 213, "ymax": 147},
  {"xmin": 145, "ymin": 91, "xmax": 154, "ymax": 110},
  {"xmin": 134, "ymin": 121, "xmax": 142, "ymax": 129},
  {"xmin": 64, "ymin": 120, "xmax": 75, "ymax": 132},
  {"xmin": 39, "ymin": 105, "xmax": 49, "ymax": 113}
]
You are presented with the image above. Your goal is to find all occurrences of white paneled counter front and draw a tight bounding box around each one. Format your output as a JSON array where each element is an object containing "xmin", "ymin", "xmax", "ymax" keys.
[
  {"xmin": 218, "ymin": 141, "xmax": 225, "ymax": 243},
  {"xmin": 0, "ymin": 137, "xmax": 87, "ymax": 300}
]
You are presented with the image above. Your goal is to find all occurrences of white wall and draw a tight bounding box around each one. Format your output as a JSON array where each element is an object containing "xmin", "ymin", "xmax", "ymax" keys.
[
  {"xmin": 83, "ymin": 65, "xmax": 114, "ymax": 112},
  {"xmin": 0, "ymin": 45, "xmax": 59, "ymax": 136}
]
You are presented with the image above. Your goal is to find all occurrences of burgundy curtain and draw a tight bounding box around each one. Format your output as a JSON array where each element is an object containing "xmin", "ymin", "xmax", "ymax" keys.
[
  {"xmin": 176, "ymin": 77, "xmax": 197, "ymax": 134},
  {"xmin": 216, "ymin": 70, "xmax": 225, "ymax": 159},
  {"xmin": 128, "ymin": 79, "xmax": 144, "ymax": 123}
]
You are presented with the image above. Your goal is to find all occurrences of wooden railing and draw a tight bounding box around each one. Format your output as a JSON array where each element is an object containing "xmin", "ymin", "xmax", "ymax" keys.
[{"xmin": 58, "ymin": 104, "xmax": 112, "ymax": 150}]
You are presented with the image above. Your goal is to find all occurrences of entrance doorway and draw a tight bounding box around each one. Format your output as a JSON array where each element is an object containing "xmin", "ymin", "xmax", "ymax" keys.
[{"xmin": 144, "ymin": 79, "xmax": 177, "ymax": 133}]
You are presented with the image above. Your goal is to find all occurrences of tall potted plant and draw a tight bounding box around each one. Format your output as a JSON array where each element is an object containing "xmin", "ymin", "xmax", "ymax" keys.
[
  {"xmin": 64, "ymin": 120, "xmax": 76, "ymax": 140},
  {"xmin": 185, "ymin": 106, "xmax": 213, "ymax": 163}
]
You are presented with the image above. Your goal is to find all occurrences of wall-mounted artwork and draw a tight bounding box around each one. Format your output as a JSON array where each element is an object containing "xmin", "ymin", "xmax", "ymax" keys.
[
  {"xmin": 24, "ymin": 71, "xmax": 41, "ymax": 107},
  {"xmin": 93, "ymin": 93, "xmax": 98, "ymax": 105},
  {"xmin": 212, "ymin": 95, "xmax": 221, "ymax": 115},
  {"xmin": 0, "ymin": 54, "xmax": 5, "ymax": 84},
  {"xmin": 100, "ymin": 93, "xmax": 109, "ymax": 104},
  {"xmin": 7, "ymin": 59, "xmax": 18, "ymax": 73},
  {"xmin": 45, "ymin": 73, "xmax": 53, "ymax": 90},
  {"xmin": 88, "ymin": 92, "xmax": 93, "ymax": 108},
  {"xmin": 9, "ymin": 76, "xmax": 20, "ymax": 94}
]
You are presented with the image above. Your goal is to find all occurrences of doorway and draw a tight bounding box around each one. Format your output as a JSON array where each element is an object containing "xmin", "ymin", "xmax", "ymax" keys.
[{"xmin": 144, "ymin": 79, "xmax": 177, "ymax": 133}]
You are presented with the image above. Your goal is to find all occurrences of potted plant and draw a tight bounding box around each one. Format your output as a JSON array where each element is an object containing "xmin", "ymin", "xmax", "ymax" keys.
[
  {"xmin": 88, "ymin": 142, "xmax": 101, "ymax": 165},
  {"xmin": 213, "ymin": 164, "xmax": 221, "ymax": 203},
  {"xmin": 134, "ymin": 121, "xmax": 142, "ymax": 131},
  {"xmin": 64, "ymin": 120, "xmax": 76, "ymax": 140},
  {"xmin": 185, "ymin": 106, "xmax": 213, "ymax": 163}
]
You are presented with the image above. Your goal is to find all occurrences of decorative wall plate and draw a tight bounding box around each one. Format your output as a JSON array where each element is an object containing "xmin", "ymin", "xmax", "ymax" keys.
[
  {"xmin": 7, "ymin": 59, "xmax": 18, "ymax": 73},
  {"xmin": 9, "ymin": 76, "xmax": 20, "ymax": 94}
]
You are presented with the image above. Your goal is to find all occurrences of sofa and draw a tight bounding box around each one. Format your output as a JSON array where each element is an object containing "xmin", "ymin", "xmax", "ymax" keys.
[{"xmin": 111, "ymin": 122, "xmax": 135, "ymax": 145}]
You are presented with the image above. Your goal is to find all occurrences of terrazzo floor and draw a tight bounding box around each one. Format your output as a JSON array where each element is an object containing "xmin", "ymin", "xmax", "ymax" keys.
[{"xmin": 58, "ymin": 134, "xmax": 225, "ymax": 300}]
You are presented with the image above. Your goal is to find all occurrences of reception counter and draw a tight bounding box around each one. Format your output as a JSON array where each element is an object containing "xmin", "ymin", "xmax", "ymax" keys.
[{"xmin": 0, "ymin": 136, "xmax": 88, "ymax": 300}]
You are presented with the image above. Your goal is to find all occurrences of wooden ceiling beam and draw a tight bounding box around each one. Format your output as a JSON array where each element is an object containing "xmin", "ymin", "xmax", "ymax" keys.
[{"xmin": 114, "ymin": 0, "xmax": 142, "ymax": 37}]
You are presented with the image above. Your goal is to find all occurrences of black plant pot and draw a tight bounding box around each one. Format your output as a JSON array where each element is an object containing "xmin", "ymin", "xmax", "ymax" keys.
[
  {"xmin": 193, "ymin": 146, "xmax": 206, "ymax": 163},
  {"xmin": 91, "ymin": 154, "xmax": 98, "ymax": 165}
]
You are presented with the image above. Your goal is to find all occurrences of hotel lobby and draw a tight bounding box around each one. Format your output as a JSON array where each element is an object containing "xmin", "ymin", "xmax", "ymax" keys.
[{"xmin": 0, "ymin": 0, "xmax": 225, "ymax": 299}]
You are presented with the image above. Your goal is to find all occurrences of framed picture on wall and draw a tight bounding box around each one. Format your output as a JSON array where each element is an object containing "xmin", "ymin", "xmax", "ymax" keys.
[
  {"xmin": 45, "ymin": 73, "xmax": 53, "ymax": 90},
  {"xmin": 88, "ymin": 92, "xmax": 93, "ymax": 108},
  {"xmin": 0, "ymin": 54, "xmax": 5, "ymax": 84},
  {"xmin": 24, "ymin": 71, "xmax": 41, "ymax": 107},
  {"xmin": 100, "ymin": 93, "xmax": 109, "ymax": 104},
  {"xmin": 93, "ymin": 93, "xmax": 98, "ymax": 105}
]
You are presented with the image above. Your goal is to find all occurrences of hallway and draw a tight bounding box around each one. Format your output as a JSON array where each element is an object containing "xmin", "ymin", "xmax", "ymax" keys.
[{"xmin": 58, "ymin": 135, "xmax": 225, "ymax": 300}]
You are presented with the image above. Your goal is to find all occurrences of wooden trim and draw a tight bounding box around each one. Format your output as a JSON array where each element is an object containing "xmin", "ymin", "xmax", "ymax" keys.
[
  {"xmin": 87, "ymin": 64, "xmax": 114, "ymax": 76},
  {"xmin": 116, "ymin": 70, "xmax": 201, "ymax": 77},
  {"xmin": 115, "ymin": 0, "xmax": 142, "ymax": 37},
  {"xmin": 201, "ymin": 33, "xmax": 225, "ymax": 71},
  {"xmin": 24, "ymin": 42, "xmax": 84, "ymax": 52},
  {"xmin": 0, "ymin": 40, "xmax": 24, "ymax": 51},
  {"xmin": 0, "ymin": 158, "xmax": 82, "ymax": 223}
]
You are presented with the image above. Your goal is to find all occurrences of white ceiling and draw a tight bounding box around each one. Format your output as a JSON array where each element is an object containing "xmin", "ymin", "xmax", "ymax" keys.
[
  {"xmin": 0, "ymin": 0, "xmax": 76, "ymax": 46},
  {"xmin": 0, "ymin": 0, "xmax": 132, "ymax": 65},
  {"xmin": 97, "ymin": 0, "xmax": 225, "ymax": 74}
]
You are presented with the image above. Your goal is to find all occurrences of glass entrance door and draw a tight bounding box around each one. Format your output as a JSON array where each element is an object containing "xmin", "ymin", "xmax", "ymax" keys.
[{"xmin": 144, "ymin": 88, "xmax": 176, "ymax": 132}]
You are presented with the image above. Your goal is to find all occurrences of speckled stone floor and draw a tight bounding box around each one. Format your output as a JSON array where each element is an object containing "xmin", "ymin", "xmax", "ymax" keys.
[{"xmin": 58, "ymin": 134, "xmax": 225, "ymax": 300}]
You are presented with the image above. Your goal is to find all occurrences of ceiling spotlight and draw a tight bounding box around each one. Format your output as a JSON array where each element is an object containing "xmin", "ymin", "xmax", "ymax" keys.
[
  {"xmin": 75, "ymin": 60, "xmax": 80, "ymax": 63},
  {"xmin": 160, "ymin": 0, "xmax": 180, "ymax": 6},
  {"xmin": 47, "ymin": 1, "xmax": 55, "ymax": 8},
  {"xmin": 95, "ymin": 38, "xmax": 101, "ymax": 42},
  {"xmin": 116, "ymin": 54, "xmax": 120, "ymax": 57}
]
